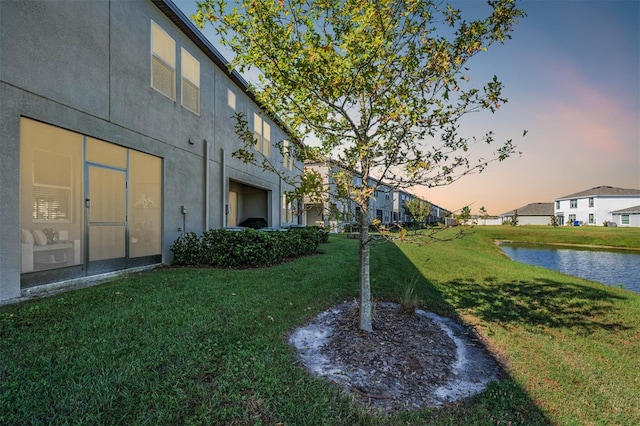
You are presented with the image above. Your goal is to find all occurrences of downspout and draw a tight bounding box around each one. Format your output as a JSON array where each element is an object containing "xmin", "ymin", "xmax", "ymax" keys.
[
  {"xmin": 221, "ymin": 147, "xmax": 226, "ymax": 227},
  {"xmin": 279, "ymin": 177, "xmax": 283, "ymax": 227},
  {"xmin": 204, "ymin": 139, "xmax": 210, "ymax": 231}
]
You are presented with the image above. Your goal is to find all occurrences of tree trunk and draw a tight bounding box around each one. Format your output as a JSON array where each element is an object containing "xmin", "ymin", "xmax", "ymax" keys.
[{"xmin": 358, "ymin": 207, "xmax": 373, "ymax": 332}]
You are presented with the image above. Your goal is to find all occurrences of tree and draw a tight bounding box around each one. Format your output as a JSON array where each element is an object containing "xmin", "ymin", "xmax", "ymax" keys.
[
  {"xmin": 458, "ymin": 205, "xmax": 472, "ymax": 224},
  {"xmin": 403, "ymin": 198, "xmax": 432, "ymax": 226},
  {"xmin": 194, "ymin": 0, "xmax": 525, "ymax": 332},
  {"xmin": 511, "ymin": 209, "xmax": 519, "ymax": 226},
  {"xmin": 479, "ymin": 205, "xmax": 489, "ymax": 225}
]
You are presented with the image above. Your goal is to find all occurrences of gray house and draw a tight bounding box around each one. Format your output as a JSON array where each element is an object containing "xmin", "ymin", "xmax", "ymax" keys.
[
  {"xmin": 304, "ymin": 161, "xmax": 394, "ymax": 229},
  {"xmin": 0, "ymin": 0, "xmax": 302, "ymax": 302},
  {"xmin": 392, "ymin": 189, "xmax": 449, "ymax": 225},
  {"xmin": 304, "ymin": 159, "xmax": 449, "ymax": 230},
  {"xmin": 500, "ymin": 202, "xmax": 554, "ymax": 226}
]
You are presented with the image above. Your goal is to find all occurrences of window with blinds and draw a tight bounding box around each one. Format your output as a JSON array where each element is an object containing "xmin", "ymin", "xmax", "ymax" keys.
[
  {"xmin": 181, "ymin": 48, "xmax": 200, "ymax": 114},
  {"xmin": 253, "ymin": 113, "xmax": 271, "ymax": 156},
  {"xmin": 32, "ymin": 150, "xmax": 72, "ymax": 222},
  {"xmin": 253, "ymin": 113, "xmax": 263, "ymax": 152},
  {"xmin": 151, "ymin": 21, "xmax": 175, "ymax": 100},
  {"xmin": 263, "ymin": 121, "xmax": 270, "ymax": 157}
]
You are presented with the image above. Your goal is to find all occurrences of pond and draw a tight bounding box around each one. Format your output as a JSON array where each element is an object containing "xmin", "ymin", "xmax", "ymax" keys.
[{"xmin": 499, "ymin": 243, "xmax": 640, "ymax": 294}]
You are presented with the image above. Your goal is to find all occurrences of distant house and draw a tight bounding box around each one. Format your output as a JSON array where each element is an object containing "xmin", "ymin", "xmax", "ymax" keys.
[
  {"xmin": 500, "ymin": 203, "xmax": 554, "ymax": 226},
  {"xmin": 304, "ymin": 160, "xmax": 450, "ymax": 229},
  {"xmin": 554, "ymin": 186, "xmax": 640, "ymax": 226},
  {"xmin": 611, "ymin": 205, "xmax": 640, "ymax": 227},
  {"xmin": 393, "ymin": 190, "xmax": 449, "ymax": 225},
  {"xmin": 392, "ymin": 189, "xmax": 416, "ymax": 224}
]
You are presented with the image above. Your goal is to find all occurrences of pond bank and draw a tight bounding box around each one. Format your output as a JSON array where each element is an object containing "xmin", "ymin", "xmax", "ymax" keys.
[{"xmin": 494, "ymin": 239, "xmax": 640, "ymax": 252}]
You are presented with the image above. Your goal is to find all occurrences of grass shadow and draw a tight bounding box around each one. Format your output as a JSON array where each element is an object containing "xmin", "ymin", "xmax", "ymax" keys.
[
  {"xmin": 368, "ymin": 239, "xmax": 554, "ymax": 425},
  {"xmin": 441, "ymin": 276, "xmax": 630, "ymax": 335}
]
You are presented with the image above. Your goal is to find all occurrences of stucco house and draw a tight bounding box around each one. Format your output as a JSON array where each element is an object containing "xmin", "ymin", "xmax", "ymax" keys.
[
  {"xmin": 303, "ymin": 161, "xmax": 356, "ymax": 229},
  {"xmin": 0, "ymin": 0, "xmax": 303, "ymax": 302},
  {"xmin": 554, "ymin": 186, "xmax": 640, "ymax": 226},
  {"xmin": 611, "ymin": 205, "xmax": 640, "ymax": 227},
  {"xmin": 500, "ymin": 202, "xmax": 554, "ymax": 226},
  {"xmin": 392, "ymin": 190, "xmax": 449, "ymax": 225},
  {"xmin": 392, "ymin": 189, "xmax": 417, "ymax": 224},
  {"xmin": 304, "ymin": 161, "xmax": 448, "ymax": 230},
  {"xmin": 304, "ymin": 161, "xmax": 395, "ymax": 229}
]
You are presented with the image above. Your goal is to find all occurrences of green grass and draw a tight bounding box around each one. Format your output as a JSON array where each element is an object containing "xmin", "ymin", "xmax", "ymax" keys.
[
  {"xmin": 1, "ymin": 227, "xmax": 639, "ymax": 425},
  {"xmin": 475, "ymin": 224, "xmax": 640, "ymax": 249}
]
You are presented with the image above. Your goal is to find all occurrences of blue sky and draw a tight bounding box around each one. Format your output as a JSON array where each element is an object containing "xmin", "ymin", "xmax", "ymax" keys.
[{"xmin": 175, "ymin": 0, "xmax": 639, "ymax": 215}]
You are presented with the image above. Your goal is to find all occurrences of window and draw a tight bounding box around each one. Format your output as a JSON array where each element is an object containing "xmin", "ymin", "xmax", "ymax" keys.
[
  {"xmin": 282, "ymin": 194, "xmax": 302, "ymax": 223},
  {"xmin": 556, "ymin": 201, "xmax": 560, "ymax": 209},
  {"xmin": 228, "ymin": 89, "xmax": 236, "ymax": 110},
  {"xmin": 569, "ymin": 214, "xmax": 576, "ymax": 222},
  {"xmin": 253, "ymin": 114, "xmax": 262, "ymax": 152},
  {"xmin": 21, "ymin": 119, "xmax": 83, "ymax": 274},
  {"xmin": 253, "ymin": 113, "xmax": 270, "ymax": 156},
  {"xmin": 622, "ymin": 215, "xmax": 630, "ymax": 225},
  {"xmin": 282, "ymin": 194, "xmax": 295, "ymax": 223},
  {"xmin": 283, "ymin": 140, "xmax": 294, "ymax": 171},
  {"xmin": 589, "ymin": 197, "xmax": 594, "ymax": 208},
  {"xmin": 589, "ymin": 213, "xmax": 594, "ymax": 224},
  {"xmin": 32, "ymin": 150, "xmax": 73, "ymax": 222},
  {"xmin": 20, "ymin": 118, "xmax": 162, "ymax": 276},
  {"xmin": 570, "ymin": 199, "xmax": 577, "ymax": 208},
  {"xmin": 129, "ymin": 151, "xmax": 162, "ymax": 258},
  {"xmin": 151, "ymin": 21, "xmax": 176, "ymax": 100},
  {"xmin": 263, "ymin": 122, "xmax": 270, "ymax": 157},
  {"xmin": 181, "ymin": 48, "xmax": 200, "ymax": 114}
]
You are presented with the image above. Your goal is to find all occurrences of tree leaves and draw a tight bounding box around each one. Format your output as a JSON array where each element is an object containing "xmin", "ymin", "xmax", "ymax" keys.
[{"xmin": 194, "ymin": 0, "xmax": 525, "ymax": 331}]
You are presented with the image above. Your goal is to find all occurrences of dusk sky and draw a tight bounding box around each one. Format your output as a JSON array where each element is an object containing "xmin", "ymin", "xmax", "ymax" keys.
[{"xmin": 175, "ymin": 0, "xmax": 640, "ymax": 216}]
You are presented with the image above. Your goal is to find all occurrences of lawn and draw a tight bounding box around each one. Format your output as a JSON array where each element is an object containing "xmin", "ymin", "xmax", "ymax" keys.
[
  {"xmin": 1, "ymin": 227, "xmax": 638, "ymax": 425},
  {"xmin": 474, "ymin": 224, "xmax": 640, "ymax": 249}
]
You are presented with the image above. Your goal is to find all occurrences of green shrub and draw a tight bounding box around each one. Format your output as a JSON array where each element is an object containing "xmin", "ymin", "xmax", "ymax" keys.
[
  {"xmin": 169, "ymin": 232, "xmax": 204, "ymax": 265},
  {"xmin": 171, "ymin": 227, "xmax": 326, "ymax": 267}
]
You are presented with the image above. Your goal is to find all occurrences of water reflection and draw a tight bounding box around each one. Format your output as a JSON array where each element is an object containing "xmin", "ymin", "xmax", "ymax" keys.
[{"xmin": 500, "ymin": 243, "xmax": 640, "ymax": 294}]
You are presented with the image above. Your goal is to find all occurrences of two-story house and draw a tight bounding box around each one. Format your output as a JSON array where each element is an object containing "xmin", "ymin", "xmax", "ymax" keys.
[
  {"xmin": 392, "ymin": 189, "xmax": 416, "ymax": 224},
  {"xmin": 370, "ymin": 179, "xmax": 394, "ymax": 225},
  {"xmin": 304, "ymin": 160, "xmax": 447, "ymax": 229},
  {"xmin": 392, "ymin": 190, "xmax": 449, "ymax": 225},
  {"xmin": 427, "ymin": 202, "xmax": 451, "ymax": 225},
  {"xmin": 304, "ymin": 161, "xmax": 366, "ymax": 230},
  {"xmin": 0, "ymin": 0, "xmax": 302, "ymax": 302},
  {"xmin": 554, "ymin": 186, "xmax": 640, "ymax": 226}
]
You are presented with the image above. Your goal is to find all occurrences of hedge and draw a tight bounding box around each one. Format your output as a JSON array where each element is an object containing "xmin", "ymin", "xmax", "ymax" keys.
[{"xmin": 170, "ymin": 227, "xmax": 328, "ymax": 267}]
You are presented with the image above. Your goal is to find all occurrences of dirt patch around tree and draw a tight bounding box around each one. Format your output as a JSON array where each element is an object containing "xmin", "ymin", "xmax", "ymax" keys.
[{"xmin": 289, "ymin": 301, "xmax": 502, "ymax": 414}]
